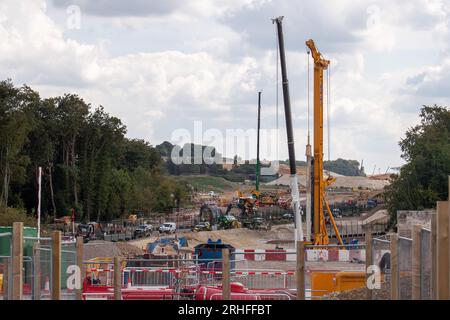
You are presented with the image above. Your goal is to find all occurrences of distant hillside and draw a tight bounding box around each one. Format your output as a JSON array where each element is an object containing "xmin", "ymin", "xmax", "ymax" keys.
[
  {"xmin": 173, "ymin": 175, "xmax": 238, "ymax": 193},
  {"xmin": 155, "ymin": 142, "xmax": 364, "ymax": 182},
  {"xmin": 155, "ymin": 141, "xmax": 278, "ymax": 183},
  {"xmin": 259, "ymin": 159, "xmax": 364, "ymax": 177}
]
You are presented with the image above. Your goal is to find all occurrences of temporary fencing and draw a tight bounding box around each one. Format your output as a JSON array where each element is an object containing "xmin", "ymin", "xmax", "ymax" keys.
[
  {"xmin": 371, "ymin": 236, "xmax": 391, "ymax": 300},
  {"xmin": 420, "ymin": 228, "xmax": 432, "ymax": 299},
  {"xmin": 397, "ymin": 236, "xmax": 413, "ymax": 299},
  {"xmin": 0, "ymin": 231, "xmax": 12, "ymax": 300}
]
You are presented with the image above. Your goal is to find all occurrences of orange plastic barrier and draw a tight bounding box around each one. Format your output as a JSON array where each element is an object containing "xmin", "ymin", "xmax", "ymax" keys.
[{"xmin": 311, "ymin": 271, "xmax": 369, "ymax": 298}]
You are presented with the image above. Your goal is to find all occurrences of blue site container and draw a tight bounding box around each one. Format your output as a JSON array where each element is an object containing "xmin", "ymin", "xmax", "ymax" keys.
[
  {"xmin": 146, "ymin": 236, "xmax": 188, "ymax": 253},
  {"xmin": 194, "ymin": 239, "xmax": 235, "ymax": 271}
]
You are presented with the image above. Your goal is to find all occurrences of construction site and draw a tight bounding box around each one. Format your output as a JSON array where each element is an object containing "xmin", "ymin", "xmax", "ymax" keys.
[{"xmin": 1, "ymin": 3, "xmax": 449, "ymax": 308}]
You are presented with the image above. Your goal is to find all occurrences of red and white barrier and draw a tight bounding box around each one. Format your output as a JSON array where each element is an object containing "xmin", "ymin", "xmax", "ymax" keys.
[
  {"xmin": 87, "ymin": 268, "xmax": 183, "ymax": 274},
  {"xmin": 235, "ymin": 249, "xmax": 366, "ymax": 262},
  {"xmin": 86, "ymin": 267, "xmax": 295, "ymax": 276}
]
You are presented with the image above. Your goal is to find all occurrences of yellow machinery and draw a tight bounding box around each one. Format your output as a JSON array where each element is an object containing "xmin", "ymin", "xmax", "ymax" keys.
[{"xmin": 306, "ymin": 39, "xmax": 343, "ymax": 245}]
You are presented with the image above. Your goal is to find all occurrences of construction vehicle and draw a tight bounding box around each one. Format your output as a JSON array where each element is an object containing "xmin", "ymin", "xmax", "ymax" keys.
[
  {"xmin": 242, "ymin": 215, "xmax": 272, "ymax": 230},
  {"xmin": 226, "ymin": 194, "xmax": 257, "ymax": 215},
  {"xmin": 76, "ymin": 222, "xmax": 103, "ymax": 243},
  {"xmin": 217, "ymin": 215, "xmax": 241, "ymax": 230},
  {"xmin": 273, "ymin": 16, "xmax": 303, "ymax": 242},
  {"xmin": 199, "ymin": 203, "xmax": 222, "ymax": 224},
  {"xmin": 193, "ymin": 221, "xmax": 212, "ymax": 232},
  {"xmin": 305, "ymin": 39, "xmax": 343, "ymax": 245},
  {"xmin": 224, "ymin": 194, "xmax": 272, "ymax": 230},
  {"xmin": 258, "ymin": 193, "xmax": 277, "ymax": 206}
]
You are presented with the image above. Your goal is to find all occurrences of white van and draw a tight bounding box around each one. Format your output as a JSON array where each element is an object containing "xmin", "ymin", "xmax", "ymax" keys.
[{"xmin": 159, "ymin": 222, "xmax": 176, "ymax": 233}]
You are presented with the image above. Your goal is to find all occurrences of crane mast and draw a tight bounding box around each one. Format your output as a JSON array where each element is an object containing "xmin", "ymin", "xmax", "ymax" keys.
[
  {"xmin": 256, "ymin": 91, "xmax": 261, "ymax": 193},
  {"xmin": 305, "ymin": 39, "xmax": 343, "ymax": 245},
  {"xmin": 273, "ymin": 16, "xmax": 303, "ymax": 242}
]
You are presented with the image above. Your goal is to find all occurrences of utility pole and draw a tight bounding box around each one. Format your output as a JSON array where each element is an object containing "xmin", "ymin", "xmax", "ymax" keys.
[
  {"xmin": 37, "ymin": 167, "xmax": 42, "ymax": 240},
  {"xmin": 273, "ymin": 16, "xmax": 303, "ymax": 242}
]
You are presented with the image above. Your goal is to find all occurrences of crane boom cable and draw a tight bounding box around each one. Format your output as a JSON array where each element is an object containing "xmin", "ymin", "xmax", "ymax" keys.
[
  {"xmin": 307, "ymin": 51, "xmax": 311, "ymax": 143},
  {"xmin": 275, "ymin": 25, "xmax": 280, "ymax": 161},
  {"xmin": 327, "ymin": 65, "xmax": 331, "ymax": 163}
]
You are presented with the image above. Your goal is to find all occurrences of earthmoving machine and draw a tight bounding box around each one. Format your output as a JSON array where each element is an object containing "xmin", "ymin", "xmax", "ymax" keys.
[
  {"xmin": 76, "ymin": 222, "xmax": 103, "ymax": 243},
  {"xmin": 198, "ymin": 202, "xmax": 242, "ymax": 230},
  {"xmin": 199, "ymin": 202, "xmax": 222, "ymax": 224},
  {"xmin": 305, "ymin": 39, "xmax": 343, "ymax": 245},
  {"xmin": 217, "ymin": 215, "xmax": 241, "ymax": 229}
]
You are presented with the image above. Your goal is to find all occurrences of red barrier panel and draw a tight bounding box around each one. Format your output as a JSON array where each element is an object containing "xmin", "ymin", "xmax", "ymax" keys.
[
  {"xmin": 244, "ymin": 249, "xmax": 255, "ymax": 261},
  {"xmin": 265, "ymin": 249, "xmax": 286, "ymax": 261}
]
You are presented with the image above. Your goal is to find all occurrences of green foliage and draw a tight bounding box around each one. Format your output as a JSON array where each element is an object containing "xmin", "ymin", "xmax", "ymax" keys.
[
  {"xmin": 0, "ymin": 205, "xmax": 36, "ymax": 227},
  {"xmin": 155, "ymin": 141, "xmax": 174, "ymax": 157},
  {"xmin": 384, "ymin": 105, "xmax": 450, "ymax": 227},
  {"xmin": 0, "ymin": 80, "xmax": 36, "ymax": 208},
  {"xmin": 174, "ymin": 175, "xmax": 237, "ymax": 192},
  {"xmin": 324, "ymin": 158, "xmax": 365, "ymax": 176},
  {"xmin": 157, "ymin": 142, "xmax": 278, "ymax": 183},
  {"xmin": 0, "ymin": 79, "xmax": 190, "ymax": 223}
]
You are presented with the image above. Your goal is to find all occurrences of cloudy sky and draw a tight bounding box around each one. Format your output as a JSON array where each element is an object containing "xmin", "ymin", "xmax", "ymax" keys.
[{"xmin": 1, "ymin": 0, "xmax": 449, "ymax": 174}]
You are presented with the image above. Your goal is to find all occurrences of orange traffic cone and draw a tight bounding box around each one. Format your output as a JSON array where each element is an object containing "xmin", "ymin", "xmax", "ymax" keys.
[{"xmin": 127, "ymin": 275, "xmax": 132, "ymax": 289}]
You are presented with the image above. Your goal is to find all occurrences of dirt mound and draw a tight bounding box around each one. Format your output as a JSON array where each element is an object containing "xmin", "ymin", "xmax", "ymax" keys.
[
  {"xmin": 363, "ymin": 209, "xmax": 389, "ymax": 225},
  {"xmin": 83, "ymin": 240, "xmax": 145, "ymax": 260},
  {"xmin": 267, "ymin": 172, "xmax": 372, "ymax": 189},
  {"xmin": 128, "ymin": 224, "xmax": 296, "ymax": 250}
]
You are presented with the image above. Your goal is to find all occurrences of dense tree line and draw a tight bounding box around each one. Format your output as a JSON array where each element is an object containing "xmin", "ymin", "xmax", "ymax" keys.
[
  {"xmin": 323, "ymin": 159, "xmax": 365, "ymax": 176},
  {"xmin": 158, "ymin": 141, "xmax": 364, "ymax": 182},
  {"xmin": 0, "ymin": 79, "xmax": 188, "ymax": 224},
  {"xmin": 384, "ymin": 105, "xmax": 450, "ymax": 227},
  {"xmin": 157, "ymin": 141, "xmax": 278, "ymax": 182},
  {"xmin": 278, "ymin": 159, "xmax": 364, "ymax": 176}
]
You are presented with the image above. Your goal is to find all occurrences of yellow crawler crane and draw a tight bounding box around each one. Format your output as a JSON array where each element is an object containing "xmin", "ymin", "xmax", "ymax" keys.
[{"xmin": 306, "ymin": 39, "xmax": 343, "ymax": 246}]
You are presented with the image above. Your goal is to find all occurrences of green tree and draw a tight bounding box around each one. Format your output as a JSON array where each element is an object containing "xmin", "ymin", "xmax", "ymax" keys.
[
  {"xmin": 0, "ymin": 81, "xmax": 35, "ymax": 208},
  {"xmin": 0, "ymin": 79, "xmax": 193, "ymax": 223},
  {"xmin": 384, "ymin": 105, "xmax": 450, "ymax": 227},
  {"xmin": 54, "ymin": 94, "xmax": 89, "ymax": 212},
  {"xmin": 78, "ymin": 107, "xmax": 126, "ymax": 221},
  {"xmin": 324, "ymin": 158, "xmax": 364, "ymax": 176}
]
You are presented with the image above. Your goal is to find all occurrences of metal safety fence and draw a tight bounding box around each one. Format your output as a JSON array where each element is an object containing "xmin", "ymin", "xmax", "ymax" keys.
[
  {"xmin": 371, "ymin": 237, "xmax": 391, "ymax": 300},
  {"xmin": 82, "ymin": 251, "xmax": 300, "ymax": 300},
  {"xmin": 0, "ymin": 231, "xmax": 12, "ymax": 300},
  {"xmin": 304, "ymin": 244, "xmax": 366, "ymax": 300},
  {"xmin": 2, "ymin": 223, "xmax": 83, "ymax": 300},
  {"xmin": 398, "ymin": 236, "xmax": 412, "ymax": 300},
  {"xmin": 61, "ymin": 242, "xmax": 77, "ymax": 300},
  {"xmin": 420, "ymin": 229, "xmax": 432, "ymax": 300},
  {"xmin": 22, "ymin": 237, "xmax": 53, "ymax": 300}
]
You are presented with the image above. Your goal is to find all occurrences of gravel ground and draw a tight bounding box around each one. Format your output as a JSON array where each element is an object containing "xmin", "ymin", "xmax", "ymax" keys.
[{"xmin": 327, "ymin": 276, "xmax": 416, "ymax": 300}]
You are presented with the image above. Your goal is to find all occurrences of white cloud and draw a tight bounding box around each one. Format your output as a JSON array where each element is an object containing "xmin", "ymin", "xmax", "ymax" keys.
[{"xmin": 1, "ymin": 0, "xmax": 450, "ymax": 174}]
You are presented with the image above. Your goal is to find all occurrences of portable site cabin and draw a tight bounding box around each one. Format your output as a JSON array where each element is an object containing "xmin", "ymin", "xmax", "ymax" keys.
[{"xmin": 194, "ymin": 239, "xmax": 235, "ymax": 271}]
